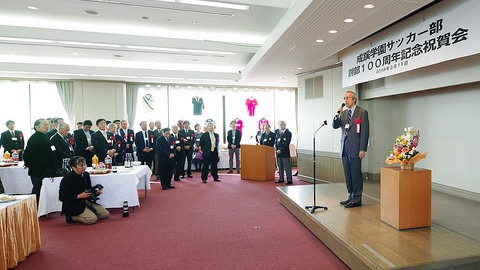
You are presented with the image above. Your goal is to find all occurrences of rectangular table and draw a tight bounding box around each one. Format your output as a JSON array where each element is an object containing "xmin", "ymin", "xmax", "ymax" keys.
[
  {"xmin": 0, "ymin": 162, "xmax": 32, "ymax": 195},
  {"xmin": 37, "ymin": 165, "xmax": 152, "ymax": 217},
  {"xmin": 0, "ymin": 195, "xmax": 41, "ymax": 269}
]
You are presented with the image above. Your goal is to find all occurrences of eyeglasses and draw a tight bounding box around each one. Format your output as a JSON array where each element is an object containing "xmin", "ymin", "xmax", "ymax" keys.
[{"xmin": 343, "ymin": 96, "xmax": 353, "ymax": 100}]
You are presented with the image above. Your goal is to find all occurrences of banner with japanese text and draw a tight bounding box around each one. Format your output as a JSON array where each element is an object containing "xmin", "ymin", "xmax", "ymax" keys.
[{"xmin": 342, "ymin": 0, "xmax": 479, "ymax": 87}]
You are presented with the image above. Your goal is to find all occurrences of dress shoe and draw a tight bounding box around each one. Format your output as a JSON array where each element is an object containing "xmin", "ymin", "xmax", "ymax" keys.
[
  {"xmin": 275, "ymin": 180, "xmax": 284, "ymax": 183},
  {"xmin": 180, "ymin": 175, "xmax": 185, "ymax": 179},
  {"xmin": 344, "ymin": 201, "xmax": 361, "ymax": 208},
  {"xmin": 202, "ymin": 180, "xmax": 207, "ymax": 183},
  {"xmin": 66, "ymin": 216, "xmax": 75, "ymax": 224},
  {"xmin": 286, "ymin": 181, "xmax": 293, "ymax": 185},
  {"xmin": 340, "ymin": 199, "xmax": 351, "ymax": 205},
  {"xmin": 214, "ymin": 179, "xmax": 221, "ymax": 182},
  {"xmin": 227, "ymin": 170, "xmax": 233, "ymax": 174},
  {"xmin": 187, "ymin": 175, "xmax": 193, "ymax": 178},
  {"xmin": 293, "ymin": 171, "xmax": 298, "ymax": 176},
  {"xmin": 236, "ymin": 170, "xmax": 241, "ymax": 174},
  {"xmin": 162, "ymin": 187, "xmax": 169, "ymax": 190},
  {"xmin": 168, "ymin": 185, "xmax": 176, "ymax": 189}
]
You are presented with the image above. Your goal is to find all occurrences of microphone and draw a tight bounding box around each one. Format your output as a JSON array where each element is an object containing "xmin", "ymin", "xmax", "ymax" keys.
[
  {"xmin": 323, "ymin": 120, "xmax": 327, "ymax": 126},
  {"xmin": 337, "ymin": 103, "xmax": 345, "ymax": 114}
]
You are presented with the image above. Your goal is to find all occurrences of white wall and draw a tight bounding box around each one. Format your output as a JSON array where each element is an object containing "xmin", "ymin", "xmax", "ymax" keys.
[{"xmin": 73, "ymin": 81, "xmax": 126, "ymax": 130}]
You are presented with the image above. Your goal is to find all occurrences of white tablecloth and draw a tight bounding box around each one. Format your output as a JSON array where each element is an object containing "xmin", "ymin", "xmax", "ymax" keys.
[
  {"xmin": 37, "ymin": 165, "xmax": 152, "ymax": 217},
  {"xmin": 0, "ymin": 162, "xmax": 32, "ymax": 194}
]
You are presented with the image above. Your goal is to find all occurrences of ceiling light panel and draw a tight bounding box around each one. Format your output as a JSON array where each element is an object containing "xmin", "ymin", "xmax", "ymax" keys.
[{"xmin": 176, "ymin": 0, "xmax": 250, "ymax": 11}]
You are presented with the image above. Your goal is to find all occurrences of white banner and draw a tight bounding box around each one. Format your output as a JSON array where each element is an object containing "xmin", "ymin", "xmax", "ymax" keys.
[{"xmin": 342, "ymin": 0, "xmax": 480, "ymax": 87}]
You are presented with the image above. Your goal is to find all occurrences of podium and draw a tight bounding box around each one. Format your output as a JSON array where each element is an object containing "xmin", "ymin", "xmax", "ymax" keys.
[
  {"xmin": 240, "ymin": 145, "xmax": 275, "ymax": 181},
  {"xmin": 380, "ymin": 167, "xmax": 432, "ymax": 230}
]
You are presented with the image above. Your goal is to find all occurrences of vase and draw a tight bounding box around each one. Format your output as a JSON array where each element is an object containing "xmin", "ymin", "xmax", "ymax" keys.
[{"xmin": 400, "ymin": 163, "xmax": 415, "ymax": 170}]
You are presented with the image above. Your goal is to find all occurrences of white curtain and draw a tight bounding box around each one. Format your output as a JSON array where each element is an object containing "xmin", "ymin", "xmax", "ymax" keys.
[
  {"xmin": 55, "ymin": 81, "xmax": 75, "ymax": 125},
  {"xmin": 126, "ymin": 84, "xmax": 139, "ymax": 128}
]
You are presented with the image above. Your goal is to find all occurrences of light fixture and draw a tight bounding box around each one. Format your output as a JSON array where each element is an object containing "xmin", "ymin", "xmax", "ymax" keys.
[
  {"xmin": 27, "ymin": 6, "xmax": 38, "ymax": 10},
  {"xmin": 0, "ymin": 37, "xmax": 53, "ymax": 43},
  {"xmin": 177, "ymin": 0, "xmax": 250, "ymax": 10},
  {"xmin": 36, "ymin": 72, "xmax": 88, "ymax": 76},
  {"xmin": 344, "ymin": 18, "xmax": 354, "ymax": 23},
  {"xmin": 58, "ymin": 41, "xmax": 121, "ymax": 48},
  {"xmin": 91, "ymin": 74, "xmax": 138, "ymax": 78},
  {"xmin": 328, "ymin": 30, "xmax": 338, "ymax": 34},
  {"xmin": 295, "ymin": 67, "xmax": 303, "ymax": 70},
  {"xmin": 363, "ymin": 4, "xmax": 375, "ymax": 9},
  {"xmin": 83, "ymin": 10, "xmax": 99, "ymax": 15}
]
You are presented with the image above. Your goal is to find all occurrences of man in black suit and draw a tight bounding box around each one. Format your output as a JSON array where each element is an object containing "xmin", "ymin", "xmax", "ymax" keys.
[
  {"xmin": 50, "ymin": 123, "xmax": 74, "ymax": 169},
  {"xmin": 23, "ymin": 118, "xmax": 57, "ymax": 206},
  {"xmin": 260, "ymin": 124, "xmax": 276, "ymax": 147},
  {"xmin": 1, "ymin": 120, "xmax": 25, "ymax": 160},
  {"xmin": 152, "ymin": 121, "xmax": 162, "ymax": 177},
  {"xmin": 179, "ymin": 120, "xmax": 195, "ymax": 178},
  {"xmin": 47, "ymin": 117, "xmax": 64, "ymax": 139},
  {"xmin": 120, "ymin": 120, "xmax": 135, "ymax": 159},
  {"xmin": 227, "ymin": 120, "xmax": 241, "ymax": 174},
  {"xmin": 156, "ymin": 128, "xmax": 175, "ymax": 190},
  {"xmin": 73, "ymin": 120, "xmax": 95, "ymax": 167},
  {"xmin": 170, "ymin": 125, "xmax": 185, "ymax": 181},
  {"xmin": 199, "ymin": 122, "xmax": 220, "ymax": 183},
  {"xmin": 107, "ymin": 123, "xmax": 124, "ymax": 166},
  {"xmin": 135, "ymin": 121, "xmax": 155, "ymax": 169},
  {"xmin": 333, "ymin": 90, "xmax": 369, "ymax": 209},
  {"xmin": 91, "ymin": 119, "xmax": 115, "ymax": 164},
  {"xmin": 275, "ymin": 121, "xmax": 292, "ymax": 185}
]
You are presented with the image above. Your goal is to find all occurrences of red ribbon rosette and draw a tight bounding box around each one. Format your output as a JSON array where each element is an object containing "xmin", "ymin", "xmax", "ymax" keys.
[
  {"xmin": 69, "ymin": 137, "xmax": 75, "ymax": 146},
  {"xmin": 117, "ymin": 140, "xmax": 121, "ymax": 148},
  {"xmin": 129, "ymin": 134, "xmax": 133, "ymax": 142},
  {"xmin": 355, "ymin": 117, "xmax": 361, "ymax": 133},
  {"xmin": 19, "ymin": 133, "xmax": 23, "ymax": 140},
  {"xmin": 150, "ymin": 134, "xmax": 154, "ymax": 143}
]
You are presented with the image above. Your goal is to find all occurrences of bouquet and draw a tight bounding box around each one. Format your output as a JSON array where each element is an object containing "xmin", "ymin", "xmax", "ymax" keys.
[{"xmin": 385, "ymin": 127, "xmax": 427, "ymax": 168}]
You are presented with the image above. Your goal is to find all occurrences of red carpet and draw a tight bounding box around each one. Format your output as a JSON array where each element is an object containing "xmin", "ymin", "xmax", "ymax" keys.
[{"xmin": 15, "ymin": 171, "xmax": 348, "ymax": 270}]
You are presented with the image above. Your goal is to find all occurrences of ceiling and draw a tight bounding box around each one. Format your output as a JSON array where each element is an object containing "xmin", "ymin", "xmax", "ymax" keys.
[{"xmin": 0, "ymin": 0, "xmax": 437, "ymax": 88}]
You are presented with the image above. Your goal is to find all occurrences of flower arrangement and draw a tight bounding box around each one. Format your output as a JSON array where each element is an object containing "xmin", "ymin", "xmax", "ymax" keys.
[{"xmin": 385, "ymin": 127, "xmax": 427, "ymax": 169}]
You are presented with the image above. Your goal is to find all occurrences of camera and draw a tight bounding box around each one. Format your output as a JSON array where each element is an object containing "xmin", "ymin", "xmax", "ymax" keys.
[{"xmin": 85, "ymin": 184, "xmax": 104, "ymax": 203}]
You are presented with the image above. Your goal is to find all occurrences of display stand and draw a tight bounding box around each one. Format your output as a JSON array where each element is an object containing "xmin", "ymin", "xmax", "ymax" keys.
[{"xmin": 380, "ymin": 166, "xmax": 432, "ymax": 230}]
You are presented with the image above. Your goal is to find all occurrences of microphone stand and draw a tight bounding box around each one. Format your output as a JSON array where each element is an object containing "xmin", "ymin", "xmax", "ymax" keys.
[{"xmin": 305, "ymin": 120, "xmax": 328, "ymax": 213}]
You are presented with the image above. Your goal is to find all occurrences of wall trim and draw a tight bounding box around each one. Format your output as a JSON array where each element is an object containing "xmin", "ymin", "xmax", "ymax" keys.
[{"xmin": 432, "ymin": 182, "xmax": 480, "ymax": 203}]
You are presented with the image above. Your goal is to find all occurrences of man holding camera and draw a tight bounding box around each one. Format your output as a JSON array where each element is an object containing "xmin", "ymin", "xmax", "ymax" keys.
[{"xmin": 59, "ymin": 156, "xmax": 109, "ymax": 224}]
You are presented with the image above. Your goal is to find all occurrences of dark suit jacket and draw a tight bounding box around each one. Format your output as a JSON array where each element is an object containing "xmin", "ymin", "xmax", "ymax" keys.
[
  {"xmin": 46, "ymin": 128, "xmax": 57, "ymax": 140},
  {"xmin": 178, "ymin": 129, "xmax": 195, "ymax": 149},
  {"xmin": 23, "ymin": 131, "xmax": 57, "ymax": 177},
  {"xmin": 135, "ymin": 130, "xmax": 155, "ymax": 160},
  {"xmin": 73, "ymin": 129, "xmax": 94, "ymax": 159},
  {"xmin": 119, "ymin": 128, "xmax": 135, "ymax": 153},
  {"xmin": 1, "ymin": 130, "xmax": 25, "ymax": 156},
  {"xmin": 332, "ymin": 106, "xmax": 369, "ymax": 158},
  {"xmin": 199, "ymin": 131, "xmax": 219, "ymax": 160},
  {"xmin": 153, "ymin": 129, "xmax": 162, "ymax": 145},
  {"xmin": 227, "ymin": 129, "xmax": 241, "ymax": 149},
  {"xmin": 275, "ymin": 129, "xmax": 292, "ymax": 158},
  {"xmin": 91, "ymin": 130, "xmax": 113, "ymax": 163},
  {"xmin": 50, "ymin": 133, "xmax": 74, "ymax": 169},
  {"xmin": 156, "ymin": 135, "xmax": 174, "ymax": 162},
  {"xmin": 260, "ymin": 131, "xmax": 276, "ymax": 147}
]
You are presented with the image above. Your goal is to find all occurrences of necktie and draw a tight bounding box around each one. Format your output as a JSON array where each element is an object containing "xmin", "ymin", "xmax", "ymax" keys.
[
  {"xmin": 210, "ymin": 132, "xmax": 214, "ymax": 151},
  {"xmin": 345, "ymin": 110, "xmax": 352, "ymax": 138},
  {"xmin": 120, "ymin": 129, "xmax": 125, "ymax": 137},
  {"xmin": 144, "ymin": 131, "xmax": 148, "ymax": 147},
  {"xmin": 11, "ymin": 130, "xmax": 14, "ymax": 136}
]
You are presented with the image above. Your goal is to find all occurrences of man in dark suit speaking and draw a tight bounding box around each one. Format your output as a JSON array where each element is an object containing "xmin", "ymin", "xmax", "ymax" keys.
[{"xmin": 333, "ymin": 90, "xmax": 369, "ymax": 208}]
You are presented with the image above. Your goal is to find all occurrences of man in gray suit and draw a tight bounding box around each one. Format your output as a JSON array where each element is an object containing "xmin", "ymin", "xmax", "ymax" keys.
[{"xmin": 333, "ymin": 90, "xmax": 369, "ymax": 208}]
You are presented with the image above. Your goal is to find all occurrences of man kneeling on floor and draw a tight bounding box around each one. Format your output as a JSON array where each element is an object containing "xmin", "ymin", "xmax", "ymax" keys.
[{"xmin": 59, "ymin": 156, "xmax": 109, "ymax": 224}]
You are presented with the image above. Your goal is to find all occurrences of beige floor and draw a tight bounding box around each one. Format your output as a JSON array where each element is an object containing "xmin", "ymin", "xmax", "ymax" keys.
[{"xmin": 277, "ymin": 179, "xmax": 480, "ymax": 269}]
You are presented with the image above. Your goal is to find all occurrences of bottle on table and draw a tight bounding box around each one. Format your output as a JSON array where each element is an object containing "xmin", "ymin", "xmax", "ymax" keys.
[
  {"xmin": 92, "ymin": 155, "xmax": 99, "ymax": 168},
  {"xmin": 104, "ymin": 155, "xmax": 112, "ymax": 169}
]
